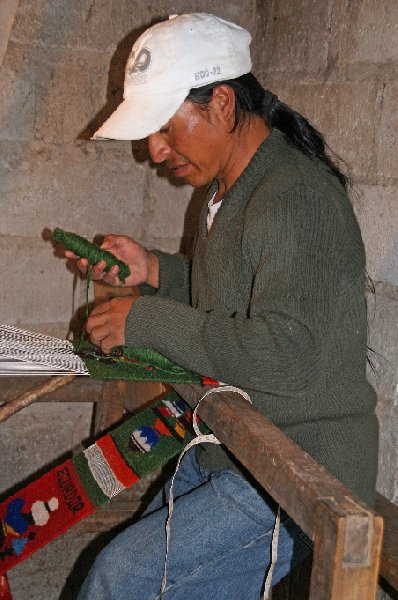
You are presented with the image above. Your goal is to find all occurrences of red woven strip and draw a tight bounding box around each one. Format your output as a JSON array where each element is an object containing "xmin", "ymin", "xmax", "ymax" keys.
[
  {"xmin": 0, "ymin": 573, "xmax": 12, "ymax": 599},
  {"xmin": 0, "ymin": 459, "xmax": 94, "ymax": 575},
  {"xmin": 96, "ymin": 435, "xmax": 139, "ymax": 488},
  {"xmin": 201, "ymin": 376, "xmax": 219, "ymax": 385}
]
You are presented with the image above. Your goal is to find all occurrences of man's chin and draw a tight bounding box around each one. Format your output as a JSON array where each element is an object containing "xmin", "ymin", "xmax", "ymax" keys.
[
  {"xmin": 182, "ymin": 173, "xmax": 212, "ymax": 188},
  {"xmin": 171, "ymin": 174, "xmax": 199, "ymax": 187},
  {"xmin": 170, "ymin": 167, "xmax": 210, "ymax": 188}
]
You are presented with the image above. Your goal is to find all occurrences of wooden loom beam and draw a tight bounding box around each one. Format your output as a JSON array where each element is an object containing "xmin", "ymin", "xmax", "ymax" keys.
[{"xmin": 172, "ymin": 383, "xmax": 383, "ymax": 600}]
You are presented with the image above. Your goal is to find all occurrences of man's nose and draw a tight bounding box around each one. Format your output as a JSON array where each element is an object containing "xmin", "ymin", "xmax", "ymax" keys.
[{"xmin": 147, "ymin": 133, "xmax": 170, "ymax": 163}]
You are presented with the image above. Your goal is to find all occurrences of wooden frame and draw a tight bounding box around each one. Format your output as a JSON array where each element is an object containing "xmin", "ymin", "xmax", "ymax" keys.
[{"xmin": 0, "ymin": 378, "xmax": 385, "ymax": 599}]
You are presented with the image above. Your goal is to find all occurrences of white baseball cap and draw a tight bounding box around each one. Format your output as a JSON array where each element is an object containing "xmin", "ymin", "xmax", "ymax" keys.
[{"xmin": 92, "ymin": 13, "xmax": 252, "ymax": 141}]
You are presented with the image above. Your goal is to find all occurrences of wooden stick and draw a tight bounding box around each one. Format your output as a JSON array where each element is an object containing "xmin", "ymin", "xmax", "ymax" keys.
[
  {"xmin": 94, "ymin": 380, "xmax": 127, "ymax": 435},
  {"xmin": 0, "ymin": 375, "xmax": 75, "ymax": 423}
]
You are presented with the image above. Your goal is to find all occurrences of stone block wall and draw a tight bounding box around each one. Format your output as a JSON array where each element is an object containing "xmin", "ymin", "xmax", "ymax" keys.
[
  {"xmin": 0, "ymin": 1, "xmax": 396, "ymax": 598},
  {"xmin": 252, "ymin": 3, "xmax": 397, "ymax": 597},
  {"xmin": 251, "ymin": 0, "xmax": 398, "ymax": 505}
]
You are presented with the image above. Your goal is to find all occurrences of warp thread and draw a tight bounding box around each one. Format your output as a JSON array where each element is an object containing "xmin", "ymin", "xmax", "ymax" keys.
[{"xmin": 53, "ymin": 228, "xmax": 131, "ymax": 282}]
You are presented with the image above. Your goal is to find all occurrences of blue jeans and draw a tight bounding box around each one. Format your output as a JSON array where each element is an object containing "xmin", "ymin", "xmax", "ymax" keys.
[{"xmin": 78, "ymin": 449, "xmax": 310, "ymax": 600}]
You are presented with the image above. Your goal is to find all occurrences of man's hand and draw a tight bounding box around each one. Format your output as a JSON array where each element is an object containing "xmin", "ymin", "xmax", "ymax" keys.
[
  {"xmin": 65, "ymin": 234, "xmax": 159, "ymax": 288},
  {"xmin": 86, "ymin": 296, "xmax": 135, "ymax": 354}
]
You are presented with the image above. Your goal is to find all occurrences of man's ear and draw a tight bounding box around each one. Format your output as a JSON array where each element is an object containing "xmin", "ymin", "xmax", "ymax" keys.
[{"xmin": 210, "ymin": 84, "xmax": 236, "ymax": 130}]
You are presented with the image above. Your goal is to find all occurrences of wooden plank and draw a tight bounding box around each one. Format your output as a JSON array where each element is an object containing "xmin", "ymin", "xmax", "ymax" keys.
[
  {"xmin": 375, "ymin": 492, "xmax": 398, "ymax": 590},
  {"xmin": 172, "ymin": 384, "xmax": 376, "ymax": 536},
  {"xmin": 309, "ymin": 498, "xmax": 383, "ymax": 600},
  {"xmin": 123, "ymin": 381, "xmax": 170, "ymax": 414},
  {"xmin": 271, "ymin": 491, "xmax": 398, "ymax": 599},
  {"xmin": 93, "ymin": 282, "xmax": 139, "ymax": 306},
  {"xmin": 172, "ymin": 383, "xmax": 383, "ymax": 599}
]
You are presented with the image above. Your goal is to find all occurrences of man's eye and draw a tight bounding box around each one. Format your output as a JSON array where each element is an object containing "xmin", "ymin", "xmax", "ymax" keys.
[{"xmin": 160, "ymin": 126, "xmax": 169, "ymax": 134}]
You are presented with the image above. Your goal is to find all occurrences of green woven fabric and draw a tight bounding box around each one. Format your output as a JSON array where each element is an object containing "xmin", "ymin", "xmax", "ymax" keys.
[
  {"xmin": 73, "ymin": 341, "xmax": 204, "ymax": 384},
  {"xmin": 110, "ymin": 391, "xmax": 206, "ymax": 477},
  {"xmin": 0, "ymin": 392, "xmax": 209, "ymax": 575}
]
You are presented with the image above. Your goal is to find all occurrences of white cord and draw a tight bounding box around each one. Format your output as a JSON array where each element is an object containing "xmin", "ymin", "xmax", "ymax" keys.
[
  {"xmin": 160, "ymin": 385, "xmax": 279, "ymax": 600},
  {"xmin": 262, "ymin": 506, "xmax": 280, "ymax": 599}
]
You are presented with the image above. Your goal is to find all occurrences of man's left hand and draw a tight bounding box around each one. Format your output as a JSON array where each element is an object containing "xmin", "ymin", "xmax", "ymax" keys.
[{"xmin": 86, "ymin": 296, "xmax": 135, "ymax": 354}]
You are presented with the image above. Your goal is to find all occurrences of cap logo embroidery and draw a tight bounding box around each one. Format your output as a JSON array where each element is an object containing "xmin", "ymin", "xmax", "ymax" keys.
[
  {"xmin": 194, "ymin": 65, "xmax": 221, "ymax": 81},
  {"xmin": 126, "ymin": 47, "xmax": 152, "ymax": 85}
]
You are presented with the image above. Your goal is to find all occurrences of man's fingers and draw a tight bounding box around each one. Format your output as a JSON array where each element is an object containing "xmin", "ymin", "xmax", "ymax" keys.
[
  {"xmin": 99, "ymin": 335, "xmax": 118, "ymax": 355},
  {"xmin": 102, "ymin": 266, "xmax": 121, "ymax": 286},
  {"xmin": 86, "ymin": 297, "xmax": 130, "ymax": 350},
  {"xmin": 86, "ymin": 304, "xmax": 109, "ymax": 336},
  {"xmin": 87, "ymin": 323, "xmax": 110, "ymax": 346},
  {"xmin": 88, "ymin": 302, "xmax": 111, "ymax": 320},
  {"xmin": 100, "ymin": 235, "xmax": 117, "ymax": 250},
  {"xmin": 90, "ymin": 260, "xmax": 107, "ymax": 278},
  {"xmin": 89, "ymin": 326, "xmax": 124, "ymax": 353}
]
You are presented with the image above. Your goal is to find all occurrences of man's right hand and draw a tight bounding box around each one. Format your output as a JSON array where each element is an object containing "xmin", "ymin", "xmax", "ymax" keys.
[{"xmin": 65, "ymin": 234, "xmax": 159, "ymax": 288}]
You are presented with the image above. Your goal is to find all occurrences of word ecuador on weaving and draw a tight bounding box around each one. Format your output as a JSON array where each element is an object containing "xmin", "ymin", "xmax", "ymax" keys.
[{"xmin": 0, "ymin": 392, "xmax": 206, "ymax": 574}]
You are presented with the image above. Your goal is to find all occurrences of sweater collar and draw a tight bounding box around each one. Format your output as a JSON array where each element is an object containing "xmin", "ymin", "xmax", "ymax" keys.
[{"xmin": 207, "ymin": 127, "xmax": 289, "ymax": 203}]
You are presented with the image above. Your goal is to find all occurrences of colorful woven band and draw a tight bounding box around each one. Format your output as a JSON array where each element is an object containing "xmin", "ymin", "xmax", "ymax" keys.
[{"xmin": 0, "ymin": 392, "xmax": 204, "ymax": 574}]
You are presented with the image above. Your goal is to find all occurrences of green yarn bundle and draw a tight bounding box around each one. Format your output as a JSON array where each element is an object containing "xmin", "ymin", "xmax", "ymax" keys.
[{"xmin": 53, "ymin": 228, "xmax": 131, "ymax": 282}]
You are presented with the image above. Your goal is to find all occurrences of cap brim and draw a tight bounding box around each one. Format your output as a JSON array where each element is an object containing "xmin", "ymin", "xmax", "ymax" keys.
[{"xmin": 92, "ymin": 89, "xmax": 189, "ymax": 141}]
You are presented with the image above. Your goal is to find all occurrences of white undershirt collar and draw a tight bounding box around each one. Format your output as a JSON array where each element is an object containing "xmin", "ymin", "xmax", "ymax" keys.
[{"xmin": 206, "ymin": 190, "xmax": 223, "ymax": 231}]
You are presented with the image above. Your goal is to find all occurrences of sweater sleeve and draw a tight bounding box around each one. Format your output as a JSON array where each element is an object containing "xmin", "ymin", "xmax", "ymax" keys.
[
  {"xmin": 125, "ymin": 189, "xmax": 345, "ymax": 396},
  {"xmin": 138, "ymin": 249, "xmax": 191, "ymax": 305}
]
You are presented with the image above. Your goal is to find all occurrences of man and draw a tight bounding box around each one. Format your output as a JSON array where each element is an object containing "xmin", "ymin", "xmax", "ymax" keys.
[{"xmin": 70, "ymin": 13, "xmax": 377, "ymax": 600}]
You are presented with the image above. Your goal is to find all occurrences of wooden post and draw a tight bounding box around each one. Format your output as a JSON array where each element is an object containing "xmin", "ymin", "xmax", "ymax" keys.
[
  {"xmin": 375, "ymin": 493, "xmax": 398, "ymax": 590},
  {"xmin": 93, "ymin": 380, "xmax": 127, "ymax": 434},
  {"xmin": 310, "ymin": 498, "xmax": 383, "ymax": 600}
]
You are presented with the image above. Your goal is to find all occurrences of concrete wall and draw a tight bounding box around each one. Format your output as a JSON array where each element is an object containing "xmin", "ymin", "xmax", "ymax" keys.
[
  {"xmin": 251, "ymin": 0, "xmax": 398, "ymax": 504},
  {"xmin": 0, "ymin": 1, "xmax": 396, "ymax": 598}
]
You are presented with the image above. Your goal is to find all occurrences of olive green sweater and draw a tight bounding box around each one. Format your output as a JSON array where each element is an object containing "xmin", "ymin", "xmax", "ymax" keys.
[{"xmin": 126, "ymin": 128, "xmax": 378, "ymax": 506}]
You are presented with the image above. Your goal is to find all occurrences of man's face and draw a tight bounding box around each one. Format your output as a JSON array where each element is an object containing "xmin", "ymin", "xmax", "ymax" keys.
[{"xmin": 147, "ymin": 100, "xmax": 227, "ymax": 187}]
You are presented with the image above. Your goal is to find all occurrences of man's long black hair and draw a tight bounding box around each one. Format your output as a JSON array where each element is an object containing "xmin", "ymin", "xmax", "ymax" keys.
[{"xmin": 187, "ymin": 73, "xmax": 347, "ymax": 189}]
